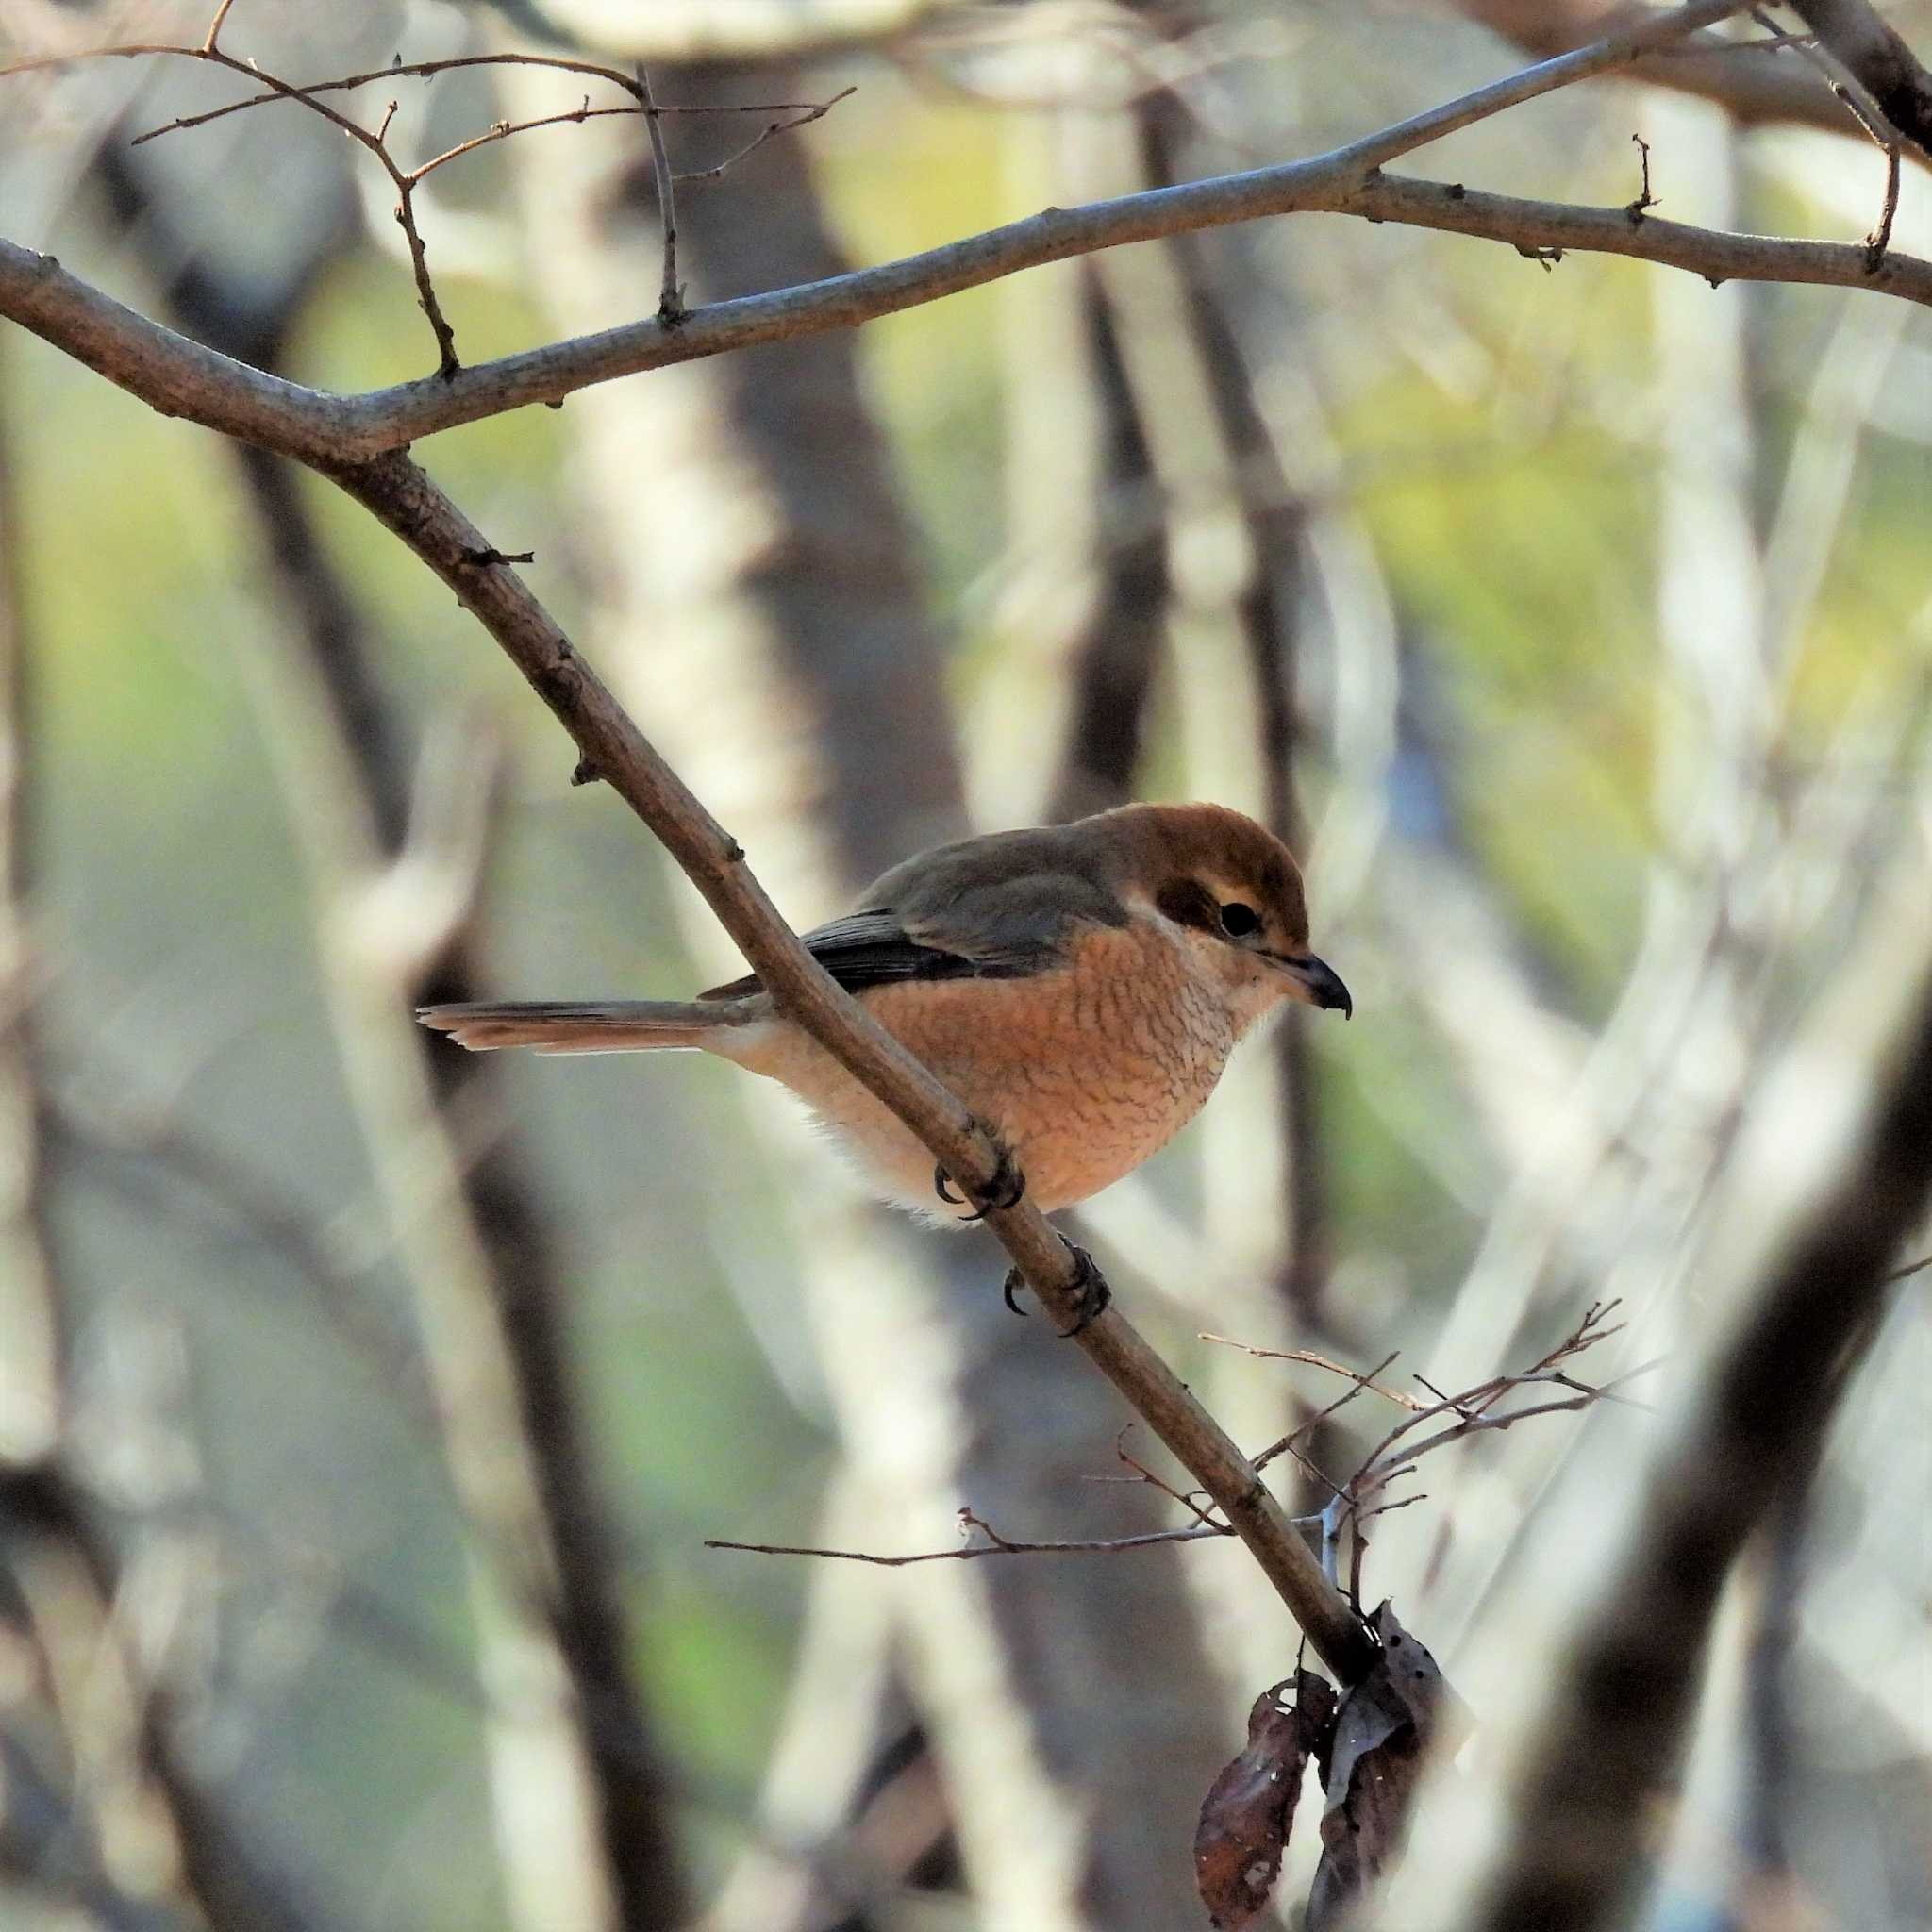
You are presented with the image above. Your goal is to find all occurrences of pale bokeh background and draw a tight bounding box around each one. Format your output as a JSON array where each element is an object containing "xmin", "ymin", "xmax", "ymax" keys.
[{"xmin": 2, "ymin": 3, "xmax": 1928, "ymax": 1928}]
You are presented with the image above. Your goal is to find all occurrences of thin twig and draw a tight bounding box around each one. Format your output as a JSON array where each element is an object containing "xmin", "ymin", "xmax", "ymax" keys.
[
  {"xmin": 1109, "ymin": 1429, "xmax": 1224, "ymax": 1530},
  {"xmin": 406, "ymin": 101, "xmax": 621, "ymax": 184},
  {"xmin": 8, "ymin": 104, "xmax": 1932, "ymax": 461},
  {"xmin": 674, "ymin": 86, "xmax": 857, "ymax": 184},
  {"xmin": 1244, "ymin": 1351, "xmax": 1408, "ymax": 1475},
  {"xmin": 636, "ymin": 63, "xmax": 683, "ymax": 325},
  {"xmin": 1753, "ymin": 5, "xmax": 1904, "ymax": 264},
  {"xmin": 4, "ymin": 25, "xmax": 848, "ymax": 373},
  {"xmin": 1868, "ymin": 140, "xmax": 1903, "ymax": 265},
  {"xmin": 1326, "ymin": 0, "xmax": 1747, "ymax": 174},
  {"xmin": 108, "ymin": 50, "xmax": 843, "ymax": 148},
  {"xmin": 1626, "ymin": 131, "xmax": 1658, "ymax": 220},
  {"xmin": 1200, "ymin": 1335, "xmax": 1423, "ymax": 1408},
  {"xmin": 706, "ymin": 1517, "xmax": 1232, "ymax": 1567}
]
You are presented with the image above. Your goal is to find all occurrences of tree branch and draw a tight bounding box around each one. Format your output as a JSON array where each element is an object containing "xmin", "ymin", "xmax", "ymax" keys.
[
  {"xmin": 9, "ymin": 162, "xmax": 1922, "ymax": 462},
  {"xmin": 1786, "ymin": 0, "xmax": 1932, "ymax": 157},
  {"xmin": 11, "ymin": 7, "xmax": 1919, "ymax": 461},
  {"xmin": 7, "ymin": 0, "xmax": 1927, "ymax": 1699},
  {"xmin": 314, "ymin": 447, "xmax": 1376, "ymax": 1684}
]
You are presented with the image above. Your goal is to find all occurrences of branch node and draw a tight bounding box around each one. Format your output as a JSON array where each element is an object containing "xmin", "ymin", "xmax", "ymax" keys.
[
  {"xmin": 570, "ymin": 758, "xmax": 601, "ymax": 788},
  {"xmin": 458, "ymin": 546, "xmax": 534, "ymax": 568}
]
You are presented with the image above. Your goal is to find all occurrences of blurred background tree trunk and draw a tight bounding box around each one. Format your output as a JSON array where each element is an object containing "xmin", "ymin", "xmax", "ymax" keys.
[{"xmin": 503, "ymin": 42, "xmax": 1241, "ymax": 1930}]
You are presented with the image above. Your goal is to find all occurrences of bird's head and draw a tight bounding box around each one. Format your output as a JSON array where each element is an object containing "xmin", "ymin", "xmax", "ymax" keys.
[{"xmin": 1102, "ymin": 802, "xmax": 1353, "ymax": 1023}]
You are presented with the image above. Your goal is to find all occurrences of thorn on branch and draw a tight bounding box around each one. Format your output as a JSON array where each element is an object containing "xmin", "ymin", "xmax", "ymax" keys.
[
  {"xmin": 1625, "ymin": 132, "xmax": 1657, "ymax": 223},
  {"xmin": 1517, "ymin": 243, "xmax": 1564, "ymax": 271},
  {"xmin": 458, "ymin": 546, "xmax": 534, "ymax": 568}
]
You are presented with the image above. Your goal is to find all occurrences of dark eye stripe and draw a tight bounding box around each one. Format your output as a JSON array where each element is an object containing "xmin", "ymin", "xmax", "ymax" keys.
[{"xmin": 1156, "ymin": 878, "xmax": 1221, "ymax": 932}]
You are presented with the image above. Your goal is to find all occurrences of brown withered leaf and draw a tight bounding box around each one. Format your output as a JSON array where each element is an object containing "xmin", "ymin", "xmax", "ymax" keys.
[
  {"xmin": 1307, "ymin": 1603, "xmax": 1470, "ymax": 1928},
  {"xmin": 1194, "ymin": 1669, "xmax": 1339, "ymax": 1929}
]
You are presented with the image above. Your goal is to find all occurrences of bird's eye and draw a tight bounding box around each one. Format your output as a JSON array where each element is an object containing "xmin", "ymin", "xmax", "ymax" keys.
[{"xmin": 1218, "ymin": 902, "xmax": 1260, "ymax": 939}]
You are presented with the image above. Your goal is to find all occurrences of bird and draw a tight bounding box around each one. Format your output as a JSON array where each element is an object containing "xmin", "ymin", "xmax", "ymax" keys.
[{"xmin": 419, "ymin": 802, "xmax": 1350, "ymax": 1234}]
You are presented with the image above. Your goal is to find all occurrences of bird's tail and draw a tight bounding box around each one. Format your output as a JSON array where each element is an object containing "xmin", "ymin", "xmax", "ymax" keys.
[{"xmin": 417, "ymin": 999, "xmax": 751, "ymax": 1055}]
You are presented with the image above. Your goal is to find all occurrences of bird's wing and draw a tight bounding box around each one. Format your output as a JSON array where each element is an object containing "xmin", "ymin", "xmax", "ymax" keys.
[
  {"xmin": 695, "ymin": 882, "xmax": 1100, "ymax": 1004},
  {"xmin": 695, "ymin": 911, "xmax": 976, "ymax": 1002}
]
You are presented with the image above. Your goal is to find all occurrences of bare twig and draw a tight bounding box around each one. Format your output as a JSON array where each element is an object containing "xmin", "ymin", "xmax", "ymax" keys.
[
  {"xmin": 1784, "ymin": 0, "xmax": 1932, "ymax": 158},
  {"xmin": 1220, "ymin": 1305, "xmax": 1653, "ymax": 1598},
  {"xmin": 1331, "ymin": 0, "xmax": 1746, "ymax": 175},
  {"xmin": 706, "ymin": 1516, "xmax": 1233, "ymax": 1567},
  {"xmin": 1867, "ymin": 139, "xmax": 1903, "ymax": 264},
  {"xmin": 636, "ymin": 64, "xmax": 683, "ymax": 325},
  {"xmin": 1626, "ymin": 131, "xmax": 1657, "ymax": 219},
  {"xmin": 1203, "ymin": 1337, "xmax": 1422, "ymax": 1409},
  {"xmin": 673, "ymin": 85, "xmax": 857, "ymax": 183},
  {"xmin": 107, "ymin": 50, "xmax": 845, "ymax": 148},
  {"xmin": 4, "ymin": 22, "xmax": 852, "ymax": 375},
  {"xmin": 9, "ymin": 6, "xmax": 1921, "ymax": 463},
  {"xmin": 1362, "ymin": 1371, "xmax": 1660, "ymax": 1488},
  {"xmin": 1103, "ymin": 1428, "xmax": 1225, "ymax": 1529},
  {"xmin": 1753, "ymin": 6, "xmax": 1905, "ymax": 263}
]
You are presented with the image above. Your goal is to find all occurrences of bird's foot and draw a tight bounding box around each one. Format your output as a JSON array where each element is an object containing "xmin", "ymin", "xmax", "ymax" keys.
[
  {"xmin": 932, "ymin": 1139, "xmax": 1025, "ymax": 1223},
  {"xmin": 1002, "ymin": 1239, "xmax": 1110, "ymax": 1338}
]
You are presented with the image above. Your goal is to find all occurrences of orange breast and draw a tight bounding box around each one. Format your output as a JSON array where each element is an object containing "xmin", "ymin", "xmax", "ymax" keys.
[{"xmin": 720, "ymin": 921, "xmax": 1250, "ymax": 1218}]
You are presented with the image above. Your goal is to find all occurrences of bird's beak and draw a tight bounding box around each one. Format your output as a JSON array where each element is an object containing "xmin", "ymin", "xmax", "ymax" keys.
[{"xmin": 1274, "ymin": 952, "xmax": 1353, "ymax": 1019}]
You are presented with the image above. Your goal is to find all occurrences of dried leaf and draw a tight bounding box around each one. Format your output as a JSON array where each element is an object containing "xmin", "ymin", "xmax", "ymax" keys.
[
  {"xmin": 1194, "ymin": 1669, "xmax": 1338, "ymax": 1929},
  {"xmin": 1307, "ymin": 1603, "xmax": 1469, "ymax": 1928}
]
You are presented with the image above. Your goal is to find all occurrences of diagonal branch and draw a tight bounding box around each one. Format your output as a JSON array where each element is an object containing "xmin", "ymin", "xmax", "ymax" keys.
[
  {"xmin": 1786, "ymin": 0, "xmax": 1932, "ymax": 156},
  {"xmin": 318, "ymin": 447, "xmax": 1379, "ymax": 1686}
]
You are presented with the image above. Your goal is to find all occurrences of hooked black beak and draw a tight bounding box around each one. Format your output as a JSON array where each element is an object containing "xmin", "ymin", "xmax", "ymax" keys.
[{"xmin": 1276, "ymin": 953, "xmax": 1353, "ymax": 1019}]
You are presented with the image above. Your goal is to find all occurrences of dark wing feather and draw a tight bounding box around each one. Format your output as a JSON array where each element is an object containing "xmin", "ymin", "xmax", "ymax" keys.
[
  {"xmin": 698, "ymin": 839, "xmax": 1124, "ymax": 1002},
  {"xmin": 697, "ymin": 910, "xmax": 1018, "ymax": 1002}
]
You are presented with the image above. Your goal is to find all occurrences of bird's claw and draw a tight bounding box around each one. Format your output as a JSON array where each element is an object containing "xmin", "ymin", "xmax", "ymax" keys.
[
  {"xmin": 933, "ymin": 1141, "xmax": 1025, "ymax": 1223},
  {"xmin": 1058, "ymin": 1242, "xmax": 1110, "ymax": 1336},
  {"xmin": 1001, "ymin": 1241, "xmax": 1110, "ymax": 1337}
]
